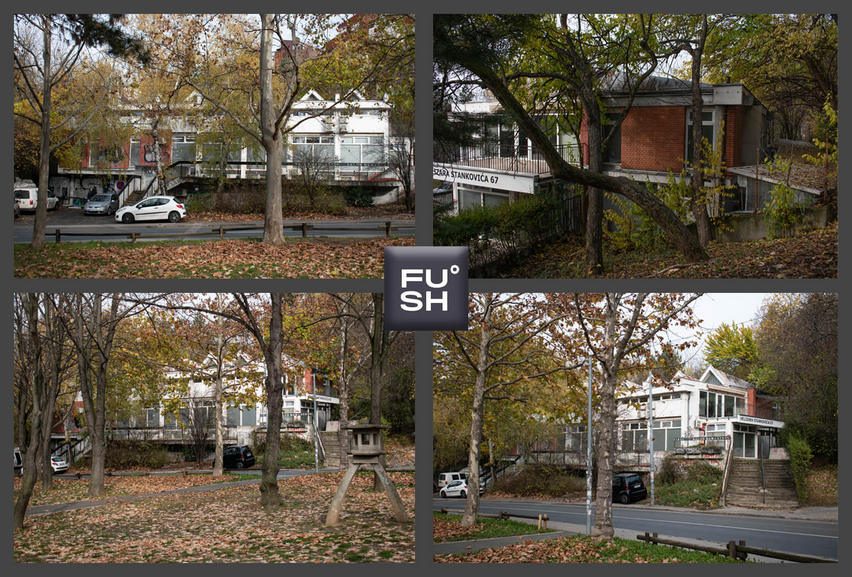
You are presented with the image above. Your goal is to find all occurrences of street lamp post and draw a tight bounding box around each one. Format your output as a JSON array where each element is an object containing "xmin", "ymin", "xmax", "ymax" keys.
[
  {"xmin": 312, "ymin": 369, "xmax": 319, "ymax": 472},
  {"xmin": 586, "ymin": 355, "xmax": 593, "ymax": 536},
  {"xmin": 647, "ymin": 377, "xmax": 655, "ymax": 506}
]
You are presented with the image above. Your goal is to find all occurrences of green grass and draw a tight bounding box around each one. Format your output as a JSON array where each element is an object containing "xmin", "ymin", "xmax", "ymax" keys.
[
  {"xmin": 433, "ymin": 511, "xmax": 553, "ymax": 542},
  {"xmin": 655, "ymin": 460, "xmax": 723, "ymax": 509},
  {"xmin": 225, "ymin": 472, "xmax": 258, "ymax": 482},
  {"xmin": 588, "ymin": 536, "xmax": 740, "ymax": 563}
]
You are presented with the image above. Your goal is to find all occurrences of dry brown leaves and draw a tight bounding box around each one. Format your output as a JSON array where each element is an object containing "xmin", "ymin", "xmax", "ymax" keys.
[
  {"xmin": 505, "ymin": 225, "xmax": 837, "ymax": 279},
  {"xmin": 15, "ymin": 238, "xmax": 413, "ymax": 279},
  {"xmin": 14, "ymin": 471, "xmax": 415, "ymax": 563},
  {"xmin": 432, "ymin": 517, "xmax": 485, "ymax": 543}
]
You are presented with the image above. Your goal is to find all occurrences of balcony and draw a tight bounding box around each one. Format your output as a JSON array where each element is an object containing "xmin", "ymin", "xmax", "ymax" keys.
[{"xmin": 434, "ymin": 142, "xmax": 578, "ymax": 176}]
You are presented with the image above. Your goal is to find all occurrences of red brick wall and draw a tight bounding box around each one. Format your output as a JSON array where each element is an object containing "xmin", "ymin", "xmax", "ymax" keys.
[
  {"xmin": 724, "ymin": 106, "xmax": 744, "ymax": 168},
  {"xmin": 620, "ymin": 106, "xmax": 686, "ymax": 172}
]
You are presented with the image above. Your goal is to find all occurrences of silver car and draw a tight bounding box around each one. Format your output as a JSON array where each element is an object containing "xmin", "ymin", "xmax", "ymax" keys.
[{"xmin": 84, "ymin": 193, "xmax": 119, "ymax": 215}]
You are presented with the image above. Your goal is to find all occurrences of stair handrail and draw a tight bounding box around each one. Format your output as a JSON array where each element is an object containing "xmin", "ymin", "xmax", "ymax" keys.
[
  {"xmin": 315, "ymin": 423, "xmax": 326, "ymax": 462},
  {"xmin": 759, "ymin": 454, "xmax": 766, "ymax": 504},
  {"xmin": 720, "ymin": 434, "xmax": 734, "ymax": 507}
]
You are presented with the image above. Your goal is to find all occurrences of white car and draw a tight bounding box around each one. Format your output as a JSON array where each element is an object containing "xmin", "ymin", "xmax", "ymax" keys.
[
  {"xmin": 115, "ymin": 196, "xmax": 186, "ymax": 223},
  {"xmin": 437, "ymin": 471, "xmax": 468, "ymax": 489},
  {"xmin": 50, "ymin": 455, "xmax": 69, "ymax": 474},
  {"xmin": 15, "ymin": 186, "xmax": 59, "ymax": 212},
  {"xmin": 439, "ymin": 479, "xmax": 483, "ymax": 498}
]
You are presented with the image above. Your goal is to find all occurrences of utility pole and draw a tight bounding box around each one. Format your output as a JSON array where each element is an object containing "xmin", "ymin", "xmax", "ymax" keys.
[
  {"xmin": 312, "ymin": 369, "xmax": 319, "ymax": 472},
  {"xmin": 586, "ymin": 355, "xmax": 593, "ymax": 536},
  {"xmin": 647, "ymin": 377, "xmax": 655, "ymax": 506}
]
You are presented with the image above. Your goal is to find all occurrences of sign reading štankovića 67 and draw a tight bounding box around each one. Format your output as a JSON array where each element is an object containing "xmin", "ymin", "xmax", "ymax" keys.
[{"xmin": 383, "ymin": 247, "xmax": 468, "ymax": 331}]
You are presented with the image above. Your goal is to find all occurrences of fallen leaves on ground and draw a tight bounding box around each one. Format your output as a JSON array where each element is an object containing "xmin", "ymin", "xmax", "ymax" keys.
[
  {"xmin": 14, "ymin": 471, "xmax": 414, "ymax": 563},
  {"xmin": 15, "ymin": 238, "xmax": 413, "ymax": 279},
  {"xmin": 434, "ymin": 535, "xmax": 737, "ymax": 564},
  {"xmin": 502, "ymin": 225, "xmax": 837, "ymax": 279},
  {"xmin": 13, "ymin": 474, "xmax": 233, "ymax": 507},
  {"xmin": 190, "ymin": 207, "xmax": 414, "ymax": 222},
  {"xmin": 433, "ymin": 516, "xmax": 486, "ymax": 542},
  {"xmin": 805, "ymin": 465, "xmax": 838, "ymax": 506}
]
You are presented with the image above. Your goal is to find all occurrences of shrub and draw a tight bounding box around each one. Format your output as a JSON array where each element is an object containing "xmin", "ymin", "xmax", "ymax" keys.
[
  {"xmin": 493, "ymin": 465, "xmax": 585, "ymax": 498},
  {"xmin": 787, "ymin": 433, "xmax": 813, "ymax": 501},
  {"xmin": 343, "ymin": 186, "xmax": 375, "ymax": 207},
  {"xmin": 105, "ymin": 440, "xmax": 169, "ymax": 469},
  {"xmin": 656, "ymin": 455, "xmax": 682, "ymax": 485},
  {"xmin": 763, "ymin": 158, "xmax": 807, "ymax": 238}
]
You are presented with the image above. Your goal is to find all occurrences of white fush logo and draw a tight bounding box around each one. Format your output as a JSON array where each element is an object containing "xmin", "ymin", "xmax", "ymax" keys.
[{"xmin": 399, "ymin": 265, "xmax": 461, "ymax": 312}]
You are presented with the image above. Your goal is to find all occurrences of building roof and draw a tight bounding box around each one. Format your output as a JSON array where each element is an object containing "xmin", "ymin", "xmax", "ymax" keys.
[{"xmin": 699, "ymin": 365, "xmax": 754, "ymax": 390}]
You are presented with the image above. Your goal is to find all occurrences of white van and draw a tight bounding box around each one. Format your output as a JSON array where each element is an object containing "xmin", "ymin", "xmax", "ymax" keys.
[
  {"xmin": 437, "ymin": 471, "xmax": 468, "ymax": 489},
  {"xmin": 14, "ymin": 181, "xmax": 59, "ymax": 212}
]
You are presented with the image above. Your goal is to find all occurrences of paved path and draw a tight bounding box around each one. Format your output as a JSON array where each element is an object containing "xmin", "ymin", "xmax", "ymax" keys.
[
  {"xmin": 27, "ymin": 469, "xmax": 336, "ymax": 517},
  {"xmin": 434, "ymin": 497, "xmax": 838, "ymax": 561}
]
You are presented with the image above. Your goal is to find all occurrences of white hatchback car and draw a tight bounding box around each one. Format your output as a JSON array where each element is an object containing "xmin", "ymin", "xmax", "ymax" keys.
[
  {"xmin": 439, "ymin": 479, "xmax": 484, "ymax": 498},
  {"xmin": 115, "ymin": 196, "xmax": 186, "ymax": 223}
]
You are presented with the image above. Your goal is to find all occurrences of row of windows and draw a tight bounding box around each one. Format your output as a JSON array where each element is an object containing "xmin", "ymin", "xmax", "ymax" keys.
[{"xmin": 699, "ymin": 390, "xmax": 745, "ymax": 419}]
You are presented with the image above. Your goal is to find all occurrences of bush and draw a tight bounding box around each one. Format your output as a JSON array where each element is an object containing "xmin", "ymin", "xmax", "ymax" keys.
[
  {"xmin": 105, "ymin": 440, "xmax": 169, "ymax": 469},
  {"xmin": 343, "ymin": 186, "xmax": 375, "ymax": 207},
  {"xmin": 787, "ymin": 433, "xmax": 813, "ymax": 501},
  {"xmin": 656, "ymin": 455, "xmax": 682, "ymax": 485},
  {"xmin": 493, "ymin": 465, "xmax": 585, "ymax": 498}
]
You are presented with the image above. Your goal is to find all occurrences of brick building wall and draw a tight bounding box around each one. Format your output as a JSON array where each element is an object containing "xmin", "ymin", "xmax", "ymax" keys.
[
  {"xmin": 724, "ymin": 106, "xmax": 744, "ymax": 168},
  {"xmin": 620, "ymin": 106, "xmax": 686, "ymax": 172}
]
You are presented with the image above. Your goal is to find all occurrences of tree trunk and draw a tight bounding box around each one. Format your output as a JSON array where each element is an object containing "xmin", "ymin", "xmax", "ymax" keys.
[
  {"xmin": 32, "ymin": 17, "xmax": 52, "ymax": 249},
  {"xmin": 585, "ymin": 115, "xmax": 604, "ymax": 275},
  {"xmin": 337, "ymin": 303, "xmax": 351, "ymax": 467},
  {"xmin": 370, "ymin": 293, "xmax": 386, "ymax": 490},
  {"xmin": 39, "ymin": 385, "xmax": 60, "ymax": 491},
  {"xmin": 259, "ymin": 293, "xmax": 284, "ymax": 510},
  {"xmin": 88, "ymin": 430, "xmax": 106, "ymax": 497},
  {"xmin": 461, "ymin": 300, "xmax": 491, "ymax": 527},
  {"xmin": 593, "ymin": 371, "xmax": 617, "ymax": 538},
  {"xmin": 690, "ymin": 16, "xmax": 712, "ymax": 248},
  {"xmin": 260, "ymin": 14, "xmax": 286, "ymax": 245}
]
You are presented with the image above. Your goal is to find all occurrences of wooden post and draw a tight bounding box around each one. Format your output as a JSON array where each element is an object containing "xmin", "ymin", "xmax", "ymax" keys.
[
  {"xmin": 219, "ymin": 225, "xmax": 224, "ymax": 240},
  {"xmin": 385, "ymin": 221, "xmax": 391, "ymax": 238},
  {"xmin": 54, "ymin": 229, "xmax": 61, "ymax": 243},
  {"xmin": 301, "ymin": 223, "xmax": 308, "ymax": 238}
]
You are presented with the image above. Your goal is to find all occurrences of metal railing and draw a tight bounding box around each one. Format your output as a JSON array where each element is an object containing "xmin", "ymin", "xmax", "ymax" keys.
[
  {"xmin": 45, "ymin": 220, "xmax": 413, "ymax": 243},
  {"xmin": 434, "ymin": 143, "xmax": 579, "ymax": 175},
  {"xmin": 637, "ymin": 532, "xmax": 834, "ymax": 563}
]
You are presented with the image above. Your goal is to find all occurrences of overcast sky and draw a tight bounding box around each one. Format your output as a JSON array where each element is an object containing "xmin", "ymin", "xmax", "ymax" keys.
[{"xmin": 672, "ymin": 293, "xmax": 771, "ymax": 369}]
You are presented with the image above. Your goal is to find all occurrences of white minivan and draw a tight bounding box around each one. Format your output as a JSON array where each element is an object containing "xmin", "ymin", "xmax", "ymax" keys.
[{"xmin": 15, "ymin": 182, "xmax": 59, "ymax": 212}]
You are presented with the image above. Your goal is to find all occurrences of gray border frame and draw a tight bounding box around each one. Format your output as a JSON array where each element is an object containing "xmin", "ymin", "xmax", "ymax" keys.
[{"xmin": 3, "ymin": 1, "xmax": 847, "ymax": 575}]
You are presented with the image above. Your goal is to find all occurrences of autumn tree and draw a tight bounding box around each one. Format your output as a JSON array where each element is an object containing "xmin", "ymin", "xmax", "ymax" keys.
[
  {"xmin": 144, "ymin": 14, "xmax": 412, "ymax": 244},
  {"xmin": 552, "ymin": 293, "xmax": 701, "ymax": 537},
  {"xmin": 12, "ymin": 294, "xmax": 75, "ymax": 529},
  {"xmin": 13, "ymin": 14, "xmax": 146, "ymax": 247},
  {"xmin": 704, "ymin": 322, "xmax": 758, "ymax": 380},
  {"xmin": 434, "ymin": 14, "xmax": 708, "ymax": 274},
  {"xmin": 752, "ymin": 294, "xmax": 837, "ymax": 461},
  {"xmin": 435, "ymin": 293, "xmax": 583, "ymax": 526}
]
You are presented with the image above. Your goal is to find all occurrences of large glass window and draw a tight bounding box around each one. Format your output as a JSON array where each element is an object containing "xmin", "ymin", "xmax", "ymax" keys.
[{"xmin": 171, "ymin": 134, "xmax": 197, "ymax": 163}]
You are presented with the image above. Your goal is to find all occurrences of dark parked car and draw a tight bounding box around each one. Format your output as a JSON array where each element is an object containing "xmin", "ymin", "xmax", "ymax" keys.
[
  {"xmin": 612, "ymin": 472, "xmax": 647, "ymax": 504},
  {"xmin": 222, "ymin": 445, "xmax": 255, "ymax": 469}
]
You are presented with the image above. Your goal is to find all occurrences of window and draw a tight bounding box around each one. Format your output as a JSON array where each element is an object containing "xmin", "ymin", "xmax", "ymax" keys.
[
  {"xmin": 227, "ymin": 407, "xmax": 240, "ymax": 427},
  {"xmin": 171, "ymin": 134, "xmax": 197, "ymax": 163},
  {"xmin": 603, "ymin": 120, "xmax": 622, "ymax": 164},
  {"xmin": 686, "ymin": 110, "xmax": 715, "ymax": 162},
  {"xmin": 699, "ymin": 391, "xmax": 707, "ymax": 416},
  {"xmin": 242, "ymin": 406, "xmax": 256, "ymax": 426}
]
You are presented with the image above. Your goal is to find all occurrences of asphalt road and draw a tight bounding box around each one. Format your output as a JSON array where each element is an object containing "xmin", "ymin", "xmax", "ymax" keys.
[
  {"xmin": 14, "ymin": 213, "xmax": 414, "ymax": 243},
  {"xmin": 433, "ymin": 497, "xmax": 839, "ymax": 561}
]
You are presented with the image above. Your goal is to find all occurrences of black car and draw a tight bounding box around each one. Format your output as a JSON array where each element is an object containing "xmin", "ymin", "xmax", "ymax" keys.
[
  {"xmin": 612, "ymin": 472, "xmax": 647, "ymax": 504},
  {"xmin": 222, "ymin": 445, "xmax": 255, "ymax": 469}
]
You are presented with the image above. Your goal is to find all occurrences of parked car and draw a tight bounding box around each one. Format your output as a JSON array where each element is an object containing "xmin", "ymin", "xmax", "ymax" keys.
[
  {"xmin": 15, "ymin": 185, "xmax": 59, "ymax": 212},
  {"xmin": 437, "ymin": 471, "xmax": 468, "ymax": 489},
  {"xmin": 222, "ymin": 445, "xmax": 255, "ymax": 469},
  {"xmin": 115, "ymin": 196, "xmax": 186, "ymax": 223},
  {"xmin": 612, "ymin": 472, "xmax": 647, "ymax": 504},
  {"xmin": 50, "ymin": 454, "xmax": 70, "ymax": 474},
  {"xmin": 13, "ymin": 447, "xmax": 23, "ymax": 476},
  {"xmin": 84, "ymin": 192, "xmax": 120, "ymax": 216},
  {"xmin": 439, "ymin": 479, "xmax": 484, "ymax": 498}
]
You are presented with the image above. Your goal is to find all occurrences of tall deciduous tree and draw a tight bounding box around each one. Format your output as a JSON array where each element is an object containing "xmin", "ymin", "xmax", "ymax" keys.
[
  {"xmin": 704, "ymin": 322, "xmax": 758, "ymax": 379},
  {"xmin": 13, "ymin": 15, "xmax": 146, "ymax": 247},
  {"xmin": 560, "ymin": 292, "xmax": 700, "ymax": 537},
  {"xmin": 438, "ymin": 293, "xmax": 579, "ymax": 526}
]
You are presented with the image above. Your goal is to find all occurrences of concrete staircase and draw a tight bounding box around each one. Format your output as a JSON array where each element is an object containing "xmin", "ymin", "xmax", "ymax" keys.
[
  {"xmin": 725, "ymin": 458, "xmax": 798, "ymax": 508},
  {"xmin": 319, "ymin": 431, "xmax": 346, "ymax": 469}
]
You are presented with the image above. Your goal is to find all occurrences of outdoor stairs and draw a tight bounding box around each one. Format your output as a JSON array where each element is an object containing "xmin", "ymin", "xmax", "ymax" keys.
[
  {"xmin": 725, "ymin": 458, "xmax": 799, "ymax": 508},
  {"xmin": 319, "ymin": 431, "xmax": 346, "ymax": 469}
]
